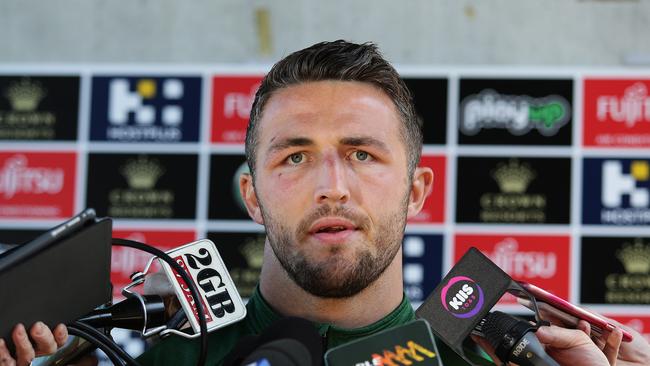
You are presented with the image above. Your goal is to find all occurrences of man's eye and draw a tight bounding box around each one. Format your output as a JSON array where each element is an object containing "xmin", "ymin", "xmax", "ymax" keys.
[
  {"xmin": 288, "ymin": 153, "xmax": 304, "ymax": 164},
  {"xmin": 353, "ymin": 151, "xmax": 370, "ymax": 161}
]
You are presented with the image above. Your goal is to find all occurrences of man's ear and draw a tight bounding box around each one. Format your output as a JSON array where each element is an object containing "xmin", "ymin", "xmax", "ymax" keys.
[
  {"xmin": 239, "ymin": 172, "xmax": 264, "ymax": 225},
  {"xmin": 406, "ymin": 166, "xmax": 434, "ymax": 219}
]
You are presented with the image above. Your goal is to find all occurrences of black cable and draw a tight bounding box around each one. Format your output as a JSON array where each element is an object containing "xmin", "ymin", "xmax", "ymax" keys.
[
  {"xmin": 67, "ymin": 326, "xmax": 126, "ymax": 366},
  {"xmin": 70, "ymin": 321, "xmax": 141, "ymax": 366},
  {"xmin": 111, "ymin": 238, "xmax": 208, "ymax": 366}
]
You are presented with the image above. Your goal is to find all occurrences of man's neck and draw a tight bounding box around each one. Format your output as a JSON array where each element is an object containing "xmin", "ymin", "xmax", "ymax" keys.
[{"xmin": 258, "ymin": 243, "xmax": 404, "ymax": 329}]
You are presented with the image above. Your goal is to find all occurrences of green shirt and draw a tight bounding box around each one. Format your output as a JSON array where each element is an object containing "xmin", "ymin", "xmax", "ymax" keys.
[{"xmin": 138, "ymin": 286, "xmax": 473, "ymax": 366}]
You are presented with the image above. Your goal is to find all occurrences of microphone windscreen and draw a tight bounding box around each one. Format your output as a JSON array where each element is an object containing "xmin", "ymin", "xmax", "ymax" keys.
[
  {"xmin": 241, "ymin": 339, "xmax": 313, "ymax": 366},
  {"xmin": 224, "ymin": 317, "xmax": 323, "ymax": 366},
  {"xmin": 481, "ymin": 311, "xmax": 520, "ymax": 350},
  {"xmin": 257, "ymin": 317, "xmax": 323, "ymax": 364}
]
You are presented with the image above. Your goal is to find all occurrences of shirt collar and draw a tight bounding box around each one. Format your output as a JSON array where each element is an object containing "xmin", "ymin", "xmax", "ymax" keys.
[{"xmin": 245, "ymin": 284, "xmax": 416, "ymax": 349}]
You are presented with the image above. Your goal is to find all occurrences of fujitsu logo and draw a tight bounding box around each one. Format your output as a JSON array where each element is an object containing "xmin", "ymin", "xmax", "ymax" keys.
[
  {"xmin": 597, "ymin": 82, "xmax": 650, "ymax": 127},
  {"xmin": 223, "ymin": 84, "xmax": 258, "ymax": 119},
  {"xmin": 0, "ymin": 154, "xmax": 64, "ymax": 199},
  {"xmin": 489, "ymin": 238, "xmax": 557, "ymax": 279}
]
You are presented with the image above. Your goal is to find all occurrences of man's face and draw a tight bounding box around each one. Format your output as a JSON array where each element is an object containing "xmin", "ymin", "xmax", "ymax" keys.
[{"xmin": 247, "ymin": 80, "xmax": 414, "ymax": 298}]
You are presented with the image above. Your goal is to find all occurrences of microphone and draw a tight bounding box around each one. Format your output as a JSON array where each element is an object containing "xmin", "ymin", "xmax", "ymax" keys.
[
  {"xmin": 416, "ymin": 248, "xmax": 545, "ymax": 366},
  {"xmin": 478, "ymin": 311, "xmax": 559, "ymax": 366},
  {"xmin": 77, "ymin": 294, "xmax": 167, "ymax": 330},
  {"xmin": 77, "ymin": 238, "xmax": 247, "ymax": 338},
  {"xmin": 324, "ymin": 319, "xmax": 441, "ymax": 366},
  {"xmin": 224, "ymin": 317, "xmax": 323, "ymax": 366}
]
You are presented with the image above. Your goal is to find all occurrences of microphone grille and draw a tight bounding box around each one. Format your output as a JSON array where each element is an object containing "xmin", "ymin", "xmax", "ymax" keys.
[{"xmin": 481, "ymin": 311, "xmax": 520, "ymax": 349}]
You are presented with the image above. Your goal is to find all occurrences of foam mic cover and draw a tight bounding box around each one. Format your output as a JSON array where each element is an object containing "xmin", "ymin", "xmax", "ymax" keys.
[
  {"xmin": 241, "ymin": 338, "xmax": 313, "ymax": 366},
  {"xmin": 481, "ymin": 311, "xmax": 559, "ymax": 366},
  {"xmin": 224, "ymin": 316, "xmax": 323, "ymax": 366}
]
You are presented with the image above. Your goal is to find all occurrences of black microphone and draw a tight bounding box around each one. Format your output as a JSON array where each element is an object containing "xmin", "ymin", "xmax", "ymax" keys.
[
  {"xmin": 77, "ymin": 294, "xmax": 167, "ymax": 330},
  {"xmin": 479, "ymin": 311, "xmax": 559, "ymax": 366},
  {"xmin": 224, "ymin": 317, "xmax": 323, "ymax": 366}
]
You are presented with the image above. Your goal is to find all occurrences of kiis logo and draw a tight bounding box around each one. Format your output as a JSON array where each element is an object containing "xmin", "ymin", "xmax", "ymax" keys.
[
  {"xmin": 440, "ymin": 276, "xmax": 484, "ymax": 318},
  {"xmin": 460, "ymin": 90, "xmax": 570, "ymax": 136},
  {"xmin": 0, "ymin": 154, "xmax": 63, "ymax": 199}
]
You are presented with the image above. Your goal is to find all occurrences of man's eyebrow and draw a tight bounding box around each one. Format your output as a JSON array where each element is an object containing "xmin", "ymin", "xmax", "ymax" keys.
[
  {"xmin": 340, "ymin": 136, "xmax": 390, "ymax": 153},
  {"xmin": 267, "ymin": 137, "xmax": 314, "ymax": 154}
]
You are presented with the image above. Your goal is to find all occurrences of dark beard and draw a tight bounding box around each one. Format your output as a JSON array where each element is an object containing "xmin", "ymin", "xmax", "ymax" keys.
[{"xmin": 260, "ymin": 202, "xmax": 407, "ymax": 298}]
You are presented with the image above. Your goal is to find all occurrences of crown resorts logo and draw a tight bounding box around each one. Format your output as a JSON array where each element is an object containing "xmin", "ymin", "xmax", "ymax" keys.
[
  {"xmin": 5, "ymin": 78, "xmax": 47, "ymax": 111},
  {"xmin": 229, "ymin": 237, "xmax": 265, "ymax": 297},
  {"xmin": 106, "ymin": 78, "xmax": 184, "ymax": 141},
  {"xmin": 441, "ymin": 276, "xmax": 484, "ymax": 318},
  {"xmin": 606, "ymin": 238, "xmax": 650, "ymax": 304},
  {"xmin": 597, "ymin": 83, "xmax": 650, "ymax": 127},
  {"xmin": 460, "ymin": 89, "xmax": 570, "ymax": 136},
  {"xmin": 120, "ymin": 155, "xmax": 166, "ymax": 189},
  {"xmin": 0, "ymin": 78, "xmax": 56, "ymax": 139},
  {"xmin": 480, "ymin": 159, "xmax": 546, "ymax": 223},
  {"xmin": 108, "ymin": 156, "xmax": 175, "ymax": 218},
  {"xmin": 600, "ymin": 160, "xmax": 650, "ymax": 225}
]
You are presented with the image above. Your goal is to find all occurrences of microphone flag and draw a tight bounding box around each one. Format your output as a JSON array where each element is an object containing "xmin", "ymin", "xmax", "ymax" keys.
[
  {"xmin": 415, "ymin": 247, "xmax": 534, "ymax": 366},
  {"xmin": 324, "ymin": 319, "xmax": 442, "ymax": 366},
  {"xmin": 159, "ymin": 239, "xmax": 247, "ymax": 335}
]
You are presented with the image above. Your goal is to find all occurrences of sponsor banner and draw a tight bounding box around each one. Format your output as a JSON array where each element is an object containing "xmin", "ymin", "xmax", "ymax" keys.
[
  {"xmin": 0, "ymin": 152, "xmax": 76, "ymax": 219},
  {"xmin": 454, "ymin": 234, "xmax": 570, "ymax": 305},
  {"xmin": 111, "ymin": 229, "xmax": 196, "ymax": 300},
  {"xmin": 458, "ymin": 78, "xmax": 573, "ymax": 145},
  {"xmin": 581, "ymin": 236, "xmax": 650, "ymax": 305},
  {"xmin": 0, "ymin": 76, "xmax": 80, "ymax": 141},
  {"xmin": 409, "ymin": 155, "xmax": 446, "ymax": 224},
  {"xmin": 583, "ymin": 79, "xmax": 650, "ymax": 147},
  {"xmin": 403, "ymin": 78, "xmax": 448, "ymax": 145},
  {"xmin": 90, "ymin": 76, "xmax": 201, "ymax": 142},
  {"xmin": 206, "ymin": 231, "xmax": 265, "ymax": 298},
  {"xmin": 211, "ymin": 76, "xmax": 262, "ymax": 144},
  {"xmin": 402, "ymin": 233, "xmax": 444, "ymax": 304},
  {"xmin": 582, "ymin": 158, "xmax": 650, "ymax": 225},
  {"xmin": 605, "ymin": 315, "xmax": 650, "ymax": 343},
  {"xmin": 456, "ymin": 157, "xmax": 571, "ymax": 224},
  {"xmin": 86, "ymin": 153, "xmax": 198, "ymax": 219},
  {"xmin": 208, "ymin": 153, "xmax": 250, "ymax": 220}
]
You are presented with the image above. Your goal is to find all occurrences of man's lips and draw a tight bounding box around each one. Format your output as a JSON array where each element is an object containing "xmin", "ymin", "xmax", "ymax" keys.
[{"xmin": 308, "ymin": 217, "xmax": 358, "ymax": 235}]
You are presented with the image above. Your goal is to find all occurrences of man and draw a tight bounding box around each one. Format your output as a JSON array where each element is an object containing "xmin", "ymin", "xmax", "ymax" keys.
[{"xmin": 1, "ymin": 40, "xmax": 645, "ymax": 366}]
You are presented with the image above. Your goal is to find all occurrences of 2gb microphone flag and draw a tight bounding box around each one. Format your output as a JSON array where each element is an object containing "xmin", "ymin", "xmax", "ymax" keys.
[
  {"xmin": 415, "ymin": 247, "xmax": 536, "ymax": 366},
  {"xmin": 159, "ymin": 239, "xmax": 246, "ymax": 335}
]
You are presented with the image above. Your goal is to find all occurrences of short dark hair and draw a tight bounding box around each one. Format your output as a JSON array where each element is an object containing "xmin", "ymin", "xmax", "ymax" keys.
[{"xmin": 245, "ymin": 40, "xmax": 422, "ymax": 178}]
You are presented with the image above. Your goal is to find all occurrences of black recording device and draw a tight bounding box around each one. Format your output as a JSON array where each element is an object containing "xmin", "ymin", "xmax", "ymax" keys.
[{"xmin": 0, "ymin": 208, "xmax": 113, "ymax": 354}]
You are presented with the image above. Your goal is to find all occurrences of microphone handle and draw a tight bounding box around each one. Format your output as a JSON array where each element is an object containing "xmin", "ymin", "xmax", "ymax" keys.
[{"xmin": 507, "ymin": 332, "xmax": 559, "ymax": 366}]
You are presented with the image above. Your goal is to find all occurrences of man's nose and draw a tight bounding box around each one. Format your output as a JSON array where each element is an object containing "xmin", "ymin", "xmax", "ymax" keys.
[{"xmin": 314, "ymin": 157, "xmax": 350, "ymax": 204}]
